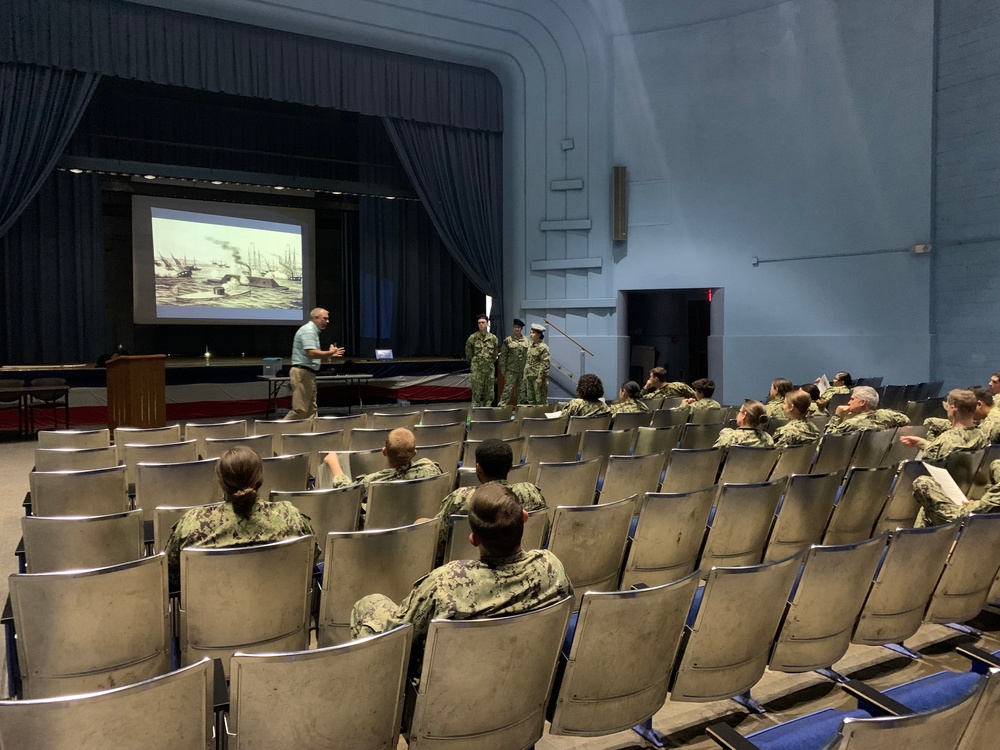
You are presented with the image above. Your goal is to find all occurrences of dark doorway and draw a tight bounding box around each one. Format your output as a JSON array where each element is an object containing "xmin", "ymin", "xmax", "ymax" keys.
[{"xmin": 624, "ymin": 289, "xmax": 713, "ymax": 384}]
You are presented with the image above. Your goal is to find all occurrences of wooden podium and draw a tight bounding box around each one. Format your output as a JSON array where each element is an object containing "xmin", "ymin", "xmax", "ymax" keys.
[{"xmin": 106, "ymin": 354, "xmax": 166, "ymax": 432}]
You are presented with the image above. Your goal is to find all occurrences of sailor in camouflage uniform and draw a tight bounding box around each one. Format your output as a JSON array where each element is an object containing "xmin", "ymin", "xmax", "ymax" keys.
[
  {"xmin": 764, "ymin": 378, "xmax": 795, "ymax": 419},
  {"xmin": 465, "ymin": 314, "xmax": 498, "ymax": 407},
  {"xmin": 899, "ymin": 390, "xmax": 988, "ymax": 459},
  {"xmin": 609, "ymin": 381, "xmax": 650, "ymax": 415},
  {"xmin": 685, "ymin": 378, "xmax": 722, "ymax": 411},
  {"xmin": 640, "ymin": 367, "xmax": 696, "ymax": 400},
  {"xmin": 498, "ymin": 318, "xmax": 530, "ymax": 405},
  {"xmin": 165, "ymin": 447, "xmax": 318, "ymax": 590},
  {"xmin": 714, "ymin": 400, "xmax": 774, "ymax": 455},
  {"xmin": 323, "ymin": 428, "xmax": 442, "ymax": 510},
  {"xmin": 522, "ymin": 324, "xmax": 550, "ymax": 406},
  {"xmin": 825, "ymin": 386, "xmax": 910, "ymax": 434},
  {"xmin": 914, "ymin": 459, "xmax": 1000, "ymax": 526},
  {"xmin": 772, "ymin": 389, "xmax": 823, "ymax": 447},
  {"xmin": 433, "ymin": 439, "xmax": 546, "ymax": 553},
  {"xmin": 815, "ymin": 372, "xmax": 853, "ymax": 412},
  {"xmin": 559, "ymin": 373, "xmax": 611, "ymax": 417},
  {"xmin": 351, "ymin": 484, "xmax": 572, "ymax": 646}
]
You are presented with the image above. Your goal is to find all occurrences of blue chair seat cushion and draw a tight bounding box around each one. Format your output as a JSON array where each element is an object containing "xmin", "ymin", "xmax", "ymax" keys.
[
  {"xmin": 747, "ymin": 708, "xmax": 872, "ymax": 750},
  {"xmin": 883, "ymin": 670, "xmax": 982, "ymax": 713}
]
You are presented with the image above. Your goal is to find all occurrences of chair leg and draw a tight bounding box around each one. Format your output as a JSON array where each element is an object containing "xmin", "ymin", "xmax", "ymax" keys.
[
  {"xmin": 816, "ymin": 667, "xmax": 849, "ymax": 683},
  {"xmin": 883, "ymin": 642, "xmax": 922, "ymax": 660},
  {"xmin": 632, "ymin": 717, "xmax": 668, "ymax": 748},
  {"xmin": 732, "ymin": 690, "xmax": 767, "ymax": 713},
  {"xmin": 945, "ymin": 622, "xmax": 982, "ymax": 637}
]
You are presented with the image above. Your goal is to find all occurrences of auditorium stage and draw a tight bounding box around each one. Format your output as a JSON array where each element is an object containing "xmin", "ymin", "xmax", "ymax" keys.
[{"xmin": 0, "ymin": 357, "xmax": 471, "ymax": 430}]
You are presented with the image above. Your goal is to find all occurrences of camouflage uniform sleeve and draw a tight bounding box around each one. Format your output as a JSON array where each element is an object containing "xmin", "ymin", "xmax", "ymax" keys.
[
  {"xmin": 539, "ymin": 344, "xmax": 550, "ymax": 374},
  {"xmin": 164, "ymin": 507, "xmax": 205, "ymax": 591},
  {"xmin": 714, "ymin": 428, "xmax": 736, "ymax": 450},
  {"xmin": 825, "ymin": 414, "xmax": 851, "ymax": 434},
  {"xmin": 923, "ymin": 417, "xmax": 950, "ymax": 440},
  {"xmin": 512, "ymin": 482, "xmax": 547, "ymax": 511},
  {"xmin": 465, "ymin": 334, "xmax": 475, "ymax": 362},
  {"xmin": 912, "ymin": 476, "xmax": 965, "ymax": 527},
  {"xmin": 435, "ymin": 488, "xmax": 473, "ymax": 549}
]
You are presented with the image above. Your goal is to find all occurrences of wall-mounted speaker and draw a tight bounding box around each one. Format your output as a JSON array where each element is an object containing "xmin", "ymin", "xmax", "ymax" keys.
[{"xmin": 612, "ymin": 165, "xmax": 627, "ymax": 242}]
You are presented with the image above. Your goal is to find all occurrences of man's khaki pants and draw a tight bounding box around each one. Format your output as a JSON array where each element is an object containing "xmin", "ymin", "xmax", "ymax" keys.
[{"xmin": 285, "ymin": 366, "xmax": 317, "ymax": 420}]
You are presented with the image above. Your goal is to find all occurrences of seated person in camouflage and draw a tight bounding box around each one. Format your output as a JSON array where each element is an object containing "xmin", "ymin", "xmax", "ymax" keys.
[
  {"xmin": 816, "ymin": 371, "xmax": 853, "ymax": 412},
  {"xmin": 990, "ymin": 371, "xmax": 1000, "ymax": 400},
  {"xmin": 798, "ymin": 383, "xmax": 822, "ymax": 415},
  {"xmin": 433, "ymin": 438, "xmax": 546, "ymax": 554},
  {"xmin": 899, "ymin": 389, "xmax": 987, "ymax": 460},
  {"xmin": 640, "ymin": 367, "xmax": 696, "ymax": 400},
  {"xmin": 714, "ymin": 400, "xmax": 774, "ymax": 455},
  {"xmin": 323, "ymin": 427, "xmax": 442, "ymax": 506},
  {"xmin": 923, "ymin": 385, "xmax": 993, "ymax": 440},
  {"xmin": 164, "ymin": 446, "xmax": 318, "ymax": 591},
  {"xmin": 773, "ymin": 389, "xmax": 823, "ymax": 447},
  {"xmin": 825, "ymin": 386, "xmax": 910, "ymax": 434},
  {"xmin": 608, "ymin": 380, "xmax": 649, "ymax": 415},
  {"xmin": 914, "ymin": 459, "xmax": 1000, "ymax": 527},
  {"xmin": 350, "ymin": 483, "xmax": 572, "ymax": 651},
  {"xmin": 764, "ymin": 377, "xmax": 795, "ymax": 419},
  {"xmin": 559, "ymin": 373, "xmax": 611, "ymax": 417},
  {"xmin": 684, "ymin": 378, "xmax": 721, "ymax": 410}
]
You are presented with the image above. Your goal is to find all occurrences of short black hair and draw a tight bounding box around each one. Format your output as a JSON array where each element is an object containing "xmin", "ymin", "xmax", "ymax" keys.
[
  {"xmin": 620, "ymin": 381, "xmax": 641, "ymax": 399},
  {"xmin": 692, "ymin": 378, "xmax": 715, "ymax": 398},
  {"xmin": 469, "ymin": 484, "xmax": 524, "ymax": 556},
  {"xmin": 475, "ymin": 438, "xmax": 514, "ymax": 480},
  {"xmin": 970, "ymin": 386, "xmax": 994, "ymax": 407},
  {"xmin": 576, "ymin": 373, "xmax": 604, "ymax": 401},
  {"xmin": 476, "ymin": 313, "xmax": 489, "ymax": 322}
]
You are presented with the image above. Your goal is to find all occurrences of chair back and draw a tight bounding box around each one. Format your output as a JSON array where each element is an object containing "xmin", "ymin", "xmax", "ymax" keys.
[
  {"xmin": 34, "ymin": 445, "xmax": 118, "ymax": 473},
  {"xmin": 808, "ymin": 413, "xmax": 831, "ymax": 431},
  {"xmin": 549, "ymin": 574, "xmax": 700, "ymax": 736},
  {"xmin": 600, "ymin": 452, "xmax": 666, "ymax": 505},
  {"xmin": 651, "ymin": 407, "xmax": 689, "ymax": 428},
  {"xmin": 407, "ymin": 597, "xmax": 572, "ymax": 750},
  {"xmin": 179, "ymin": 535, "xmax": 314, "ymax": 675},
  {"xmin": 822, "ymin": 466, "xmax": 896, "ymax": 545},
  {"xmin": 411, "ymin": 421, "xmax": 466, "ymax": 447},
  {"xmin": 763, "ymin": 469, "xmax": 844, "ymax": 562},
  {"xmin": 688, "ymin": 408, "xmax": 726, "ymax": 425},
  {"xmin": 471, "ymin": 405, "xmax": 512, "ymax": 421},
  {"xmin": 229, "ymin": 626, "xmax": 413, "ymax": 750},
  {"xmin": 26, "ymin": 377, "xmax": 66, "ymax": 407},
  {"xmin": 466, "ymin": 419, "xmax": 519, "ymax": 441},
  {"xmin": 29, "ymin": 464, "xmax": 128, "ymax": 517},
  {"xmin": 0, "ymin": 378, "xmax": 25, "ymax": 404},
  {"xmin": 524, "ymin": 432, "xmax": 579, "ymax": 465},
  {"xmin": 633, "ymin": 425, "xmax": 682, "ymax": 457},
  {"xmin": 253, "ymin": 417, "xmax": 313, "ymax": 453},
  {"xmin": 874, "ymin": 459, "xmax": 928, "ymax": 533},
  {"xmin": 0, "ymin": 658, "xmax": 213, "ymax": 750},
  {"xmin": 113, "ymin": 425, "xmax": 182, "ymax": 458},
  {"xmin": 318, "ymin": 519, "xmax": 440, "ymax": 646},
  {"xmin": 122, "ymin": 440, "xmax": 198, "ymax": 484},
  {"xmin": 37, "ymin": 428, "xmax": 110, "ymax": 450},
  {"xmin": 678, "ymin": 422, "xmax": 725, "ymax": 449},
  {"xmin": 315, "ymin": 413, "xmax": 369, "ymax": 430},
  {"xmin": 660, "ymin": 447, "xmax": 723, "ymax": 494},
  {"xmin": 968, "ymin": 443, "xmax": 1000, "ymax": 501},
  {"xmin": 880, "ymin": 425, "xmax": 928, "ymax": 466},
  {"xmin": 153, "ymin": 503, "xmax": 224, "ymax": 553},
  {"xmin": 508, "ymin": 461, "xmax": 538, "ymax": 484},
  {"xmin": 534, "ymin": 458, "xmax": 601, "ymax": 507},
  {"xmin": 769, "ymin": 534, "xmax": 888, "ymax": 672},
  {"xmin": 935, "ymin": 448, "xmax": 986, "ymax": 496},
  {"xmin": 280, "ymin": 430, "xmax": 348, "ymax": 476},
  {"xmin": 420, "ymin": 407, "xmax": 467, "ymax": 426},
  {"xmin": 462, "ymin": 436, "xmax": 525, "ymax": 466},
  {"xmin": 769, "ymin": 439, "xmax": 818, "ymax": 479},
  {"xmin": 924, "ymin": 513, "xmax": 1000, "ymax": 624},
  {"xmin": 717, "ymin": 445, "xmax": 779, "ymax": 485},
  {"xmin": 183, "ymin": 419, "xmax": 247, "ymax": 458},
  {"xmin": 519, "ymin": 415, "xmax": 568, "ymax": 437},
  {"xmin": 644, "ymin": 396, "xmax": 666, "ymax": 410},
  {"xmin": 701, "ymin": 479, "xmax": 785, "ymax": 568},
  {"xmin": 314, "ymin": 448, "xmax": 385, "ymax": 486},
  {"xmin": 824, "ymin": 392, "xmax": 852, "ymax": 414},
  {"xmin": 513, "ymin": 403, "xmax": 552, "ymax": 424},
  {"xmin": 620, "ymin": 487, "xmax": 715, "ymax": 589},
  {"xmin": 547, "ymin": 497, "xmax": 635, "ymax": 608},
  {"xmin": 610, "ymin": 410, "xmax": 652, "ymax": 431},
  {"xmin": 366, "ymin": 472, "xmax": 454, "ymax": 530},
  {"xmin": 444, "ymin": 507, "xmax": 551, "ymax": 563},
  {"xmin": 414, "ymin": 441, "xmax": 462, "ymax": 478},
  {"xmin": 579, "ymin": 429, "xmax": 635, "ymax": 478},
  {"xmin": 370, "ymin": 410, "xmax": 421, "ymax": 430},
  {"xmin": 905, "ymin": 398, "xmax": 945, "ymax": 425},
  {"xmin": 852, "ymin": 521, "xmax": 960, "ymax": 646},
  {"xmin": 259, "ymin": 453, "xmax": 310, "ymax": 496},
  {"xmin": 566, "ymin": 414, "xmax": 612, "ymax": 436},
  {"xmin": 764, "ymin": 417, "xmax": 788, "ymax": 436},
  {"xmin": 10, "ymin": 554, "xmax": 171, "ymax": 699},
  {"xmin": 670, "ymin": 551, "xmax": 806, "ymax": 702},
  {"xmin": 22, "ymin": 510, "xmax": 145, "ymax": 573},
  {"xmin": 134, "ymin": 457, "xmax": 220, "ymax": 522},
  {"xmin": 271, "ymin": 486, "xmax": 363, "ymax": 539},
  {"xmin": 813, "ymin": 431, "xmax": 862, "ymax": 474},
  {"xmin": 348, "ymin": 427, "xmax": 393, "ymax": 451},
  {"xmin": 202, "ymin": 434, "xmax": 273, "ymax": 459}
]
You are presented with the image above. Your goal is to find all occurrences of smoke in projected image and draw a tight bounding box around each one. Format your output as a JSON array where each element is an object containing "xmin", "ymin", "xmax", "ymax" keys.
[{"xmin": 132, "ymin": 195, "xmax": 316, "ymax": 325}]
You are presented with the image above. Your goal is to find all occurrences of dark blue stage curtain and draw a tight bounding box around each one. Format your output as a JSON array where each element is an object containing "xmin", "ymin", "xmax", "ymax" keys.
[
  {"xmin": 0, "ymin": 62, "xmax": 99, "ymax": 239},
  {"xmin": 0, "ymin": 0, "xmax": 502, "ymax": 132},
  {"xmin": 383, "ymin": 117, "xmax": 504, "ymax": 333},
  {"xmin": 357, "ymin": 196, "xmax": 469, "ymax": 358},
  {"xmin": 0, "ymin": 171, "xmax": 108, "ymax": 364}
]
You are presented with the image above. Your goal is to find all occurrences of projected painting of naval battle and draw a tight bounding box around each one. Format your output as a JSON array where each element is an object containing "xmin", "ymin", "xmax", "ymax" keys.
[{"xmin": 150, "ymin": 210, "xmax": 304, "ymax": 312}]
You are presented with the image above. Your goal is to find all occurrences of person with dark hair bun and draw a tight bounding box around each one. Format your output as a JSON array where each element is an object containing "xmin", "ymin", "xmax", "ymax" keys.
[
  {"xmin": 764, "ymin": 378, "xmax": 795, "ymax": 419},
  {"xmin": 164, "ymin": 446, "xmax": 317, "ymax": 590},
  {"xmin": 714, "ymin": 399, "xmax": 774, "ymax": 455},
  {"xmin": 685, "ymin": 378, "xmax": 721, "ymax": 410},
  {"xmin": 559, "ymin": 373, "xmax": 611, "ymax": 417},
  {"xmin": 816, "ymin": 371, "xmax": 853, "ymax": 411},
  {"xmin": 609, "ymin": 381, "xmax": 649, "ymax": 415},
  {"xmin": 798, "ymin": 383, "xmax": 822, "ymax": 414}
]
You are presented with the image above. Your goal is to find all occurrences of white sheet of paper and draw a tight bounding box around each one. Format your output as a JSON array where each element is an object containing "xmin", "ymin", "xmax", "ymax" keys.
[
  {"xmin": 922, "ymin": 462, "xmax": 968, "ymax": 507},
  {"xmin": 817, "ymin": 375, "xmax": 831, "ymax": 396},
  {"xmin": 545, "ymin": 410, "xmax": 564, "ymax": 419}
]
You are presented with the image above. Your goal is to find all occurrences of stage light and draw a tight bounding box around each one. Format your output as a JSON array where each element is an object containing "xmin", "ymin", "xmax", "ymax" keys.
[
  {"xmin": 274, "ymin": 186, "xmax": 285, "ymax": 190},
  {"xmin": 210, "ymin": 180, "xmax": 223, "ymax": 185},
  {"xmin": 386, "ymin": 195, "xmax": 396, "ymax": 200},
  {"xmin": 69, "ymin": 168, "xmax": 84, "ymax": 174},
  {"xmin": 331, "ymin": 191, "xmax": 343, "ymax": 195},
  {"xmin": 143, "ymin": 174, "xmax": 156, "ymax": 180}
]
